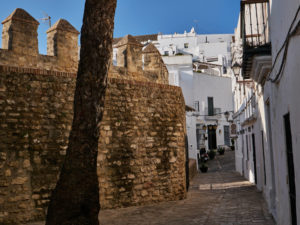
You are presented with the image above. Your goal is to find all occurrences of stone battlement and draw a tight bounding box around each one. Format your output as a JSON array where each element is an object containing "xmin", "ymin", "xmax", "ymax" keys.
[
  {"xmin": 0, "ymin": 8, "xmax": 79, "ymax": 73},
  {"xmin": 111, "ymin": 36, "xmax": 169, "ymax": 84},
  {"xmin": 0, "ymin": 8, "xmax": 183, "ymax": 225},
  {"xmin": 0, "ymin": 9, "xmax": 169, "ymax": 84}
]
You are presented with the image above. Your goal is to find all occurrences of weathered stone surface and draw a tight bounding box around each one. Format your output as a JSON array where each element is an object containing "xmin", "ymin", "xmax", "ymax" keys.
[
  {"xmin": 0, "ymin": 68, "xmax": 76, "ymax": 225},
  {"xmin": 0, "ymin": 9, "xmax": 186, "ymax": 224},
  {"xmin": 0, "ymin": 67, "xmax": 186, "ymax": 223},
  {"xmin": 110, "ymin": 36, "xmax": 169, "ymax": 85},
  {"xmin": 0, "ymin": 9, "xmax": 79, "ymax": 73},
  {"xmin": 98, "ymin": 78, "xmax": 186, "ymax": 209}
]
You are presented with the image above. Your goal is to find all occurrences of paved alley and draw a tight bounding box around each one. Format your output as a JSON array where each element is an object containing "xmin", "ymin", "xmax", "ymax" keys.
[{"xmin": 99, "ymin": 150, "xmax": 275, "ymax": 225}]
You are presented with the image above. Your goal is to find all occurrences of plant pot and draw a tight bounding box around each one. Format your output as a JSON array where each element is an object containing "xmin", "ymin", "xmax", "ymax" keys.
[
  {"xmin": 218, "ymin": 150, "xmax": 225, "ymax": 155},
  {"xmin": 209, "ymin": 154, "xmax": 215, "ymax": 160},
  {"xmin": 218, "ymin": 148, "xmax": 225, "ymax": 155},
  {"xmin": 200, "ymin": 167, "xmax": 208, "ymax": 173},
  {"xmin": 208, "ymin": 150, "xmax": 216, "ymax": 160}
]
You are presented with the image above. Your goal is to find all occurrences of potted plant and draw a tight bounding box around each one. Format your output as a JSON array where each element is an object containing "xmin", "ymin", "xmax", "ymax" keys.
[
  {"xmin": 231, "ymin": 139, "xmax": 235, "ymax": 151},
  {"xmin": 208, "ymin": 149, "xmax": 216, "ymax": 160},
  {"xmin": 218, "ymin": 147, "xmax": 225, "ymax": 155},
  {"xmin": 200, "ymin": 163, "xmax": 208, "ymax": 173}
]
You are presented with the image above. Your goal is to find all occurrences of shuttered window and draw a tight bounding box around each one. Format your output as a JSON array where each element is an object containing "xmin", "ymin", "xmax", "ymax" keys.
[{"xmin": 208, "ymin": 97, "xmax": 214, "ymax": 116}]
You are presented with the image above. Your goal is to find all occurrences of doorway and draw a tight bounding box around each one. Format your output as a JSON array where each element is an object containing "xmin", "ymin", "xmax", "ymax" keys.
[
  {"xmin": 224, "ymin": 125, "xmax": 230, "ymax": 146},
  {"xmin": 208, "ymin": 127, "xmax": 217, "ymax": 150},
  {"xmin": 284, "ymin": 113, "xmax": 297, "ymax": 225},
  {"xmin": 252, "ymin": 133, "xmax": 257, "ymax": 184},
  {"xmin": 185, "ymin": 135, "xmax": 189, "ymax": 191}
]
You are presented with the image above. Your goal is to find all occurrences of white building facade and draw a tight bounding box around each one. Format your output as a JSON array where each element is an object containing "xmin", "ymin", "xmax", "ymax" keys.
[
  {"xmin": 232, "ymin": 0, "xmax": 300, "ymax": 224},
  {"xmin": 113, "ymin": 29, "xmax": 235, "ymax": 169},
  {"xmin": 154, "ymin": 30, "xmax": 234, "ymax": 166}
]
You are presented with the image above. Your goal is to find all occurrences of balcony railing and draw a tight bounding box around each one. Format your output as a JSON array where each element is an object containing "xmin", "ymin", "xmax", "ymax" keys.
[
  {"xmin": 204, "ymin": 108, "xmax": 222, "ymax": 120},
  {"xmin": 240, "ymin": 0, "xmax": 271, "ymax": 78}
]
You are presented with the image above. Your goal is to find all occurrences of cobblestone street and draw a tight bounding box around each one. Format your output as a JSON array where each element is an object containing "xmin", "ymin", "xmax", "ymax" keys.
[
  {"xmin": 25, "ymin": 151, "xmax": 275, "ymax": 225},
  {"xmin": 99, "ymin": 150, "xmax": 275, "ymax": 225}
]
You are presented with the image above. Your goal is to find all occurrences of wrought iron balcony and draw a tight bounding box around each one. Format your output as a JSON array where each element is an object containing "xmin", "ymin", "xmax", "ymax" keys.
[
  {"xmin": 240, "ymin": 0, "xmax": 271, "ymax": 79},
  {"xmin": 204, "ymin": 108, "xmax": 222, "ymax": 120}
]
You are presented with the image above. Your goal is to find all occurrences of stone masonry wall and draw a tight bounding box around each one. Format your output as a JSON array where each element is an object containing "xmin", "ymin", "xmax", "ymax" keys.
[
  {"xmin": 0, "ymin": 9, "xmax": 186, "ymax": 224},
  {"xmin": 0, "ymin": 66, "xmax": 186, "ymax": 224},
  {"xmin": 98, "ymin": 78, "xmax": 186, "ymax": 209},
  {"xmin": 0, "ymin": 67, "xmax": 76, "ymax": 224}
]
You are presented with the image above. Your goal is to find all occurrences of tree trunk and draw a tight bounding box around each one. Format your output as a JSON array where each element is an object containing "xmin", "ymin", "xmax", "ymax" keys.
[{"xmin": 46, "ymin": 1, "xmax": 117, "ymax": 224}]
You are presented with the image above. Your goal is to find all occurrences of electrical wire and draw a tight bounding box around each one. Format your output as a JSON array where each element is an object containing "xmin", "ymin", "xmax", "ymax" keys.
[{"xmin": 267, "ymin": 5, "xmax": 300, "ymax": 83}]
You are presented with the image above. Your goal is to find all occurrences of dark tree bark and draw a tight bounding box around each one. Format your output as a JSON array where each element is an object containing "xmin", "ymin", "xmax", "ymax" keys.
[{"xmin": 46, "ymin": 1, "xmax": 117, "ymax": 224}]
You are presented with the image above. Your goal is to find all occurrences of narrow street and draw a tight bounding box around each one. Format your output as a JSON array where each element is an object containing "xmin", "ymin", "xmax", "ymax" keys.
[{"xmin": 99, "ymin": 151, "xmax": 275, "ymax": 225}]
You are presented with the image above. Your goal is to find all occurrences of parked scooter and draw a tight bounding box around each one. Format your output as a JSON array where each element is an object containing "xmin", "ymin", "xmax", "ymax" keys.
[{"xmin": 200, "ymin": 148, "xmax": 208, "ymax": 162}]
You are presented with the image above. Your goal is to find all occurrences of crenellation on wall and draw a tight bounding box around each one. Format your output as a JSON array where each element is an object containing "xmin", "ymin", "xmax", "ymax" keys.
[
  {"xmin": 0, "ymin": 9, "xmax": 79, "ymax": 73},
  {"xmin": 46, "ymin": 19, "xmax": 80, "ymax": 71},
  {"xmin": 112, "ymin": 35, "xmax": 169, "ymax": 84},
  {"xmin": 1, "ymin": 8, "xmax": 39, "ymax": 56},
  {"xmin": 115, "ymin": 34, "xmax": 143, "ymax": 72},
  {"xmin": 0, "ymin": 9, "xmax": 168, "ymax": 81},
  {"xmin": 143, "ymin": 43, "xmax": 169, "ymax": 84}
]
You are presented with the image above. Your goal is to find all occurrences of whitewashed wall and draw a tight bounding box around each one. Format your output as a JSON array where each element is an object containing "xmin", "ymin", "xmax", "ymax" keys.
[
  {"xmin": 265, "ymin": 0, "xmax": 300, "ymax": 223},
  {"xmin": 232, "ymin": 0, "xmax": 300, "ymax": 224}
]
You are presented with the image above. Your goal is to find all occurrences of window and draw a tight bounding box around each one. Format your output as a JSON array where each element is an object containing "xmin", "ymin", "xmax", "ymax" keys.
[
  {"xmin": 196, "ymin": 124, "xmax": 201, "ymax": 150},
  {"xmin": 184, "ymin": 43, "xmax": 189, "ymax": 48},
  {"xmin": 194, "ymin": 101, "xmax": 200, "ymax": 112},
  {"xmin": 208, "ymin": 97, "xmax": 214, "ymax": 116},
  {"xmin": 224, "ymin": 126, "xmax": 230, "ymax": 146},
  {"xmin": 164, "ymin": 51, "xmax": 169, "ymax": 56}
]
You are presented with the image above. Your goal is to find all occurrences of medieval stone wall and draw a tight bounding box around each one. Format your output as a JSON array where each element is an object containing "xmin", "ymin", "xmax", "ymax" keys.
[
  {"xmin": 0, "ymin": 8, "xmax": 186, "ymax": 225},
  {"xmin": 0, "ymin": 66, "xmax": 186, "ymax": 224},
  {"xmin": 98, "ymin": 78, "xmax": 186, "ymax": 209},
  {"xmin": 0, "ymin": 67, "xmax": 75, "ymax": 224}
]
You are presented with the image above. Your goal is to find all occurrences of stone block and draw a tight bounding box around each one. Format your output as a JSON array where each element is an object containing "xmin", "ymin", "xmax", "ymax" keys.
[{"xmin": 11, "ymin": 177, "xmax": 28, "ymax": 185}]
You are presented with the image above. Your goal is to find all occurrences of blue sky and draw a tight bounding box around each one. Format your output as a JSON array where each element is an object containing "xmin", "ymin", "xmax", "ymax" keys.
[{"xmin": 0, "ymin": 0, "xmax": 240, "ymax": 54}]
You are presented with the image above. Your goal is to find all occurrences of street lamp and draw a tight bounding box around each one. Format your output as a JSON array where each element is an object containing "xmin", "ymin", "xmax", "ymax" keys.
[
  {"xmin": 232, "ymin": 63, "xmax": 241, "ymax": 76},
  {"xmin": 224, "ymin": 111, "xmax": 230, "ymax": 122}
]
